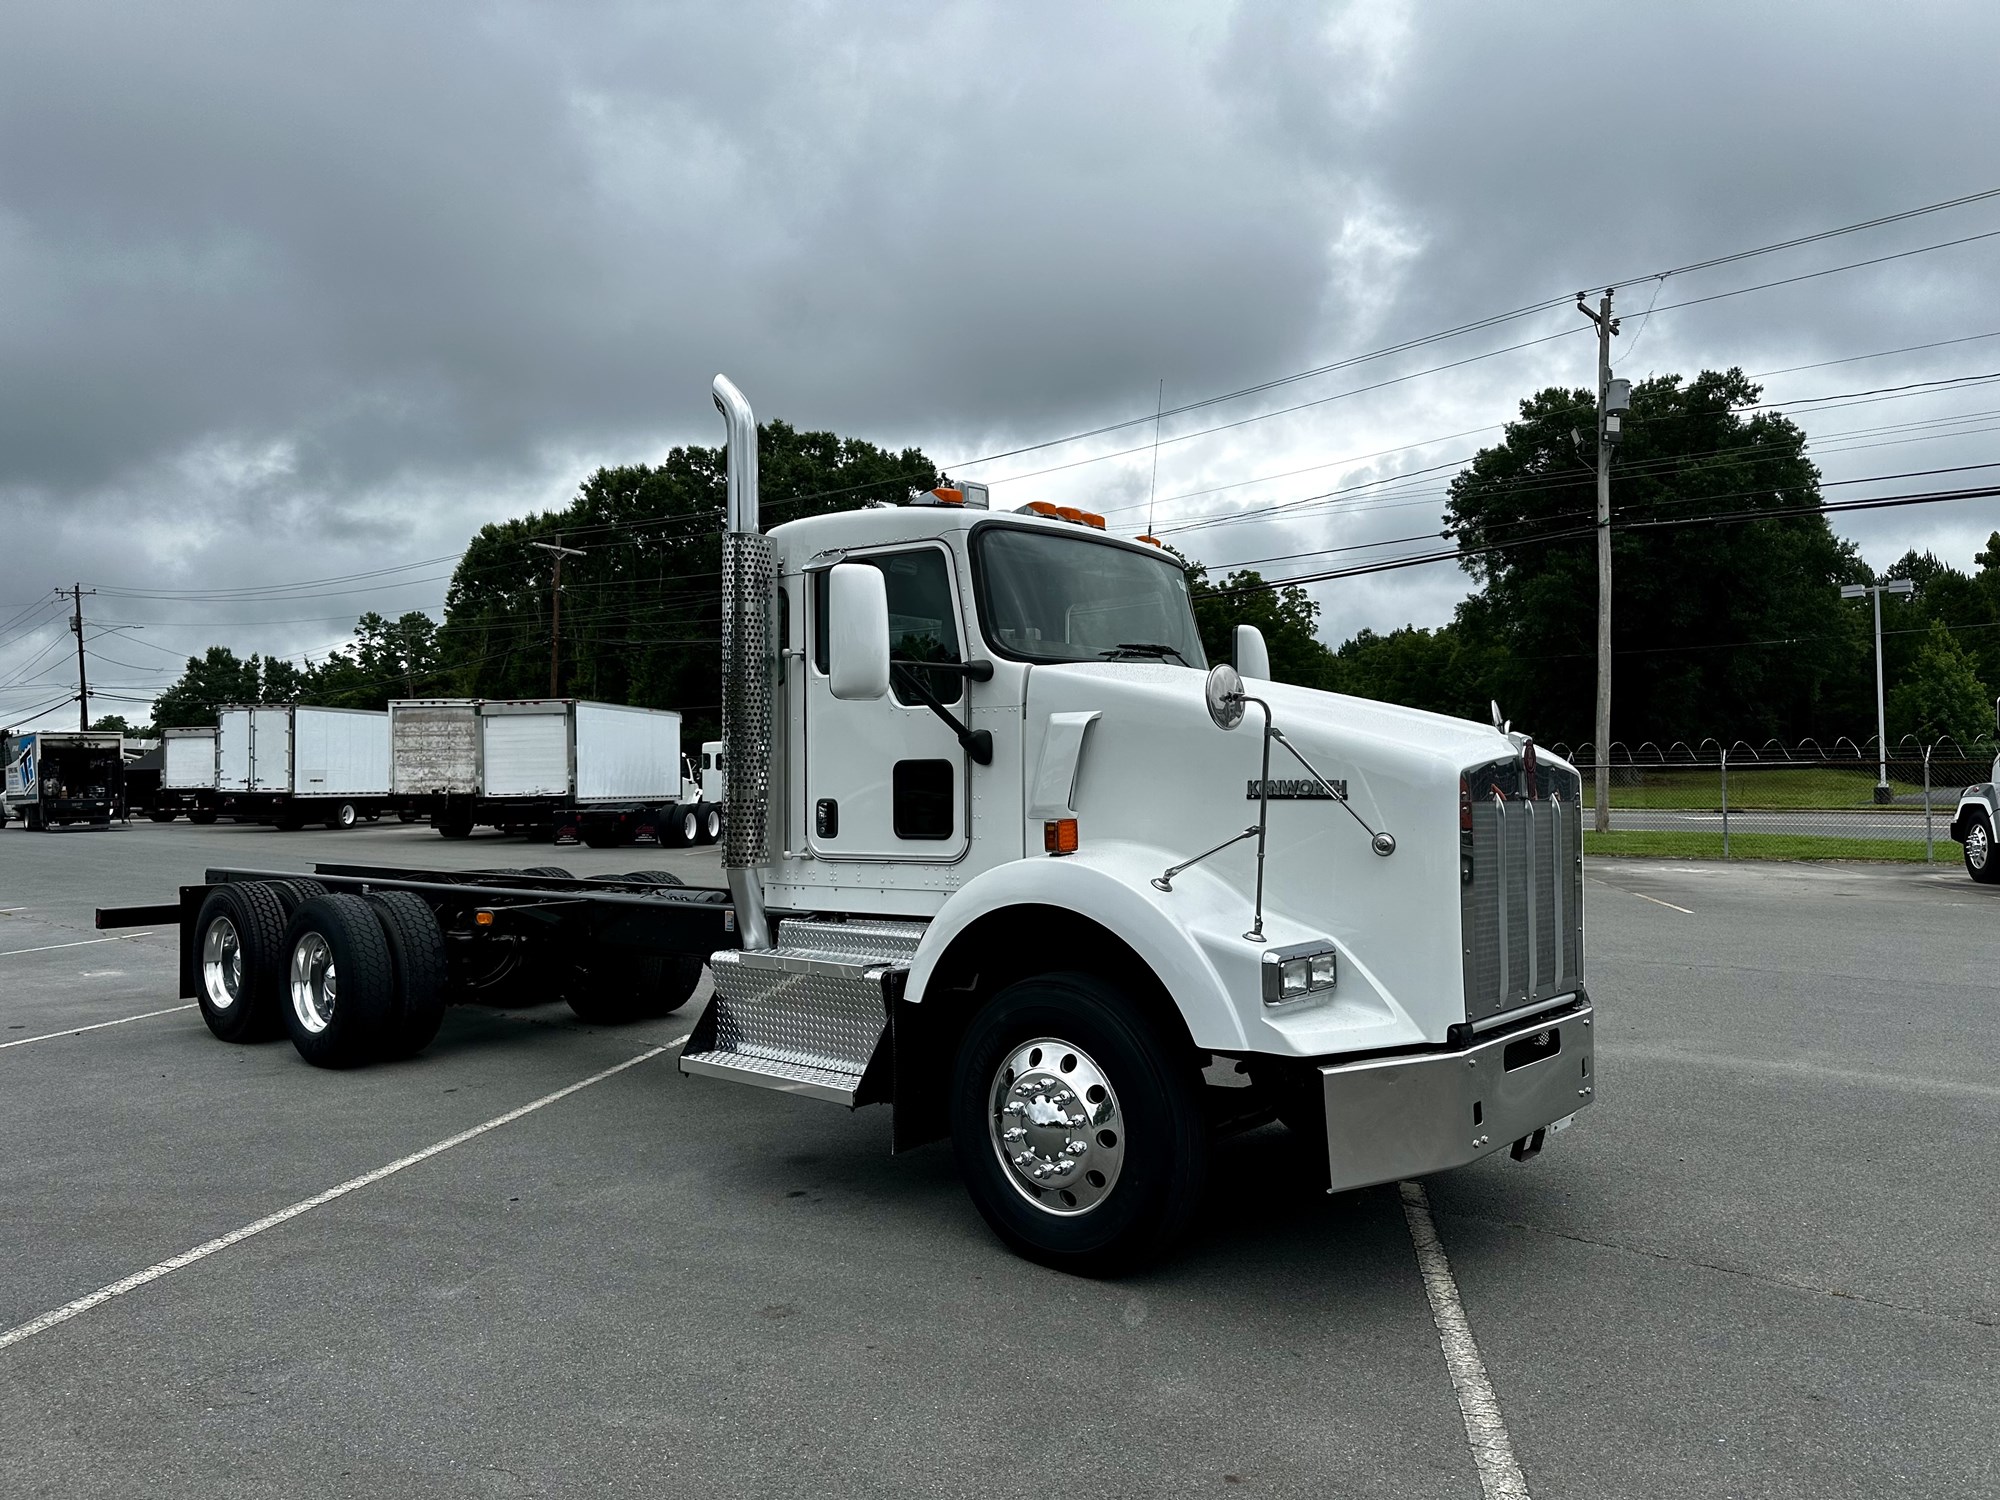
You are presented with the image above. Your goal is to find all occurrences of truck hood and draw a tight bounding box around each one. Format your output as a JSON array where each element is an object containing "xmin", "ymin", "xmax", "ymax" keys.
[{"xmin": 1022, "ymin": 662, "xmax": 1556, "ymax": 1047}]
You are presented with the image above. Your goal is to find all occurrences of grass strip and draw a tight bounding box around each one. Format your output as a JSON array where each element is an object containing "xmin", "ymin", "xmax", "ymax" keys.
[{"xmin": 1583, "ymin": 831, "xmax": 1958, "ymax": 863}]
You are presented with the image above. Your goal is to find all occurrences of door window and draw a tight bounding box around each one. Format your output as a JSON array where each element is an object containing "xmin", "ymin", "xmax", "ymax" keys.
[{"xmin": 813, "ymin": 549, "xmax": 964, "ymax": 705}]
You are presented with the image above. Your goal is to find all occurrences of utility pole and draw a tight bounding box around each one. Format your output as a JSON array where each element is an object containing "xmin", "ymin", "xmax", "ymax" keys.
[
  {"xmin": 1576, "ymin": 290, "xmax": 1622, "ymax": 833},
  {"xmin": 1841, "ymin": 578, "xmax": 1915, "ymax": 801},
  {"xmin": 529, "ymin": 538, "xmax": 586, "ymax": 697},
  {"xmin": 65, "ymin": 582, "xmax": 96, "ymax": 731}
]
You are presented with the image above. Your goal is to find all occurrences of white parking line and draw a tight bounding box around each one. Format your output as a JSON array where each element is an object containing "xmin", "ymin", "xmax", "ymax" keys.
[
  {"xmin": 1631, "ymin": 891, "xmax": 1694, "ymax": 914},
  {"xmin": 0, "ymin": 933, "xmax": 156, "ymax": 958},
  {"xmin": 0, "ymin": 1039, "xmax": 681, "ymax": 1353},
  {"xmin": 1400, "ymin": 1180, "xmax": 1532, "ymax": 1500},
  {"xmin": 0, "ymin": 1004, "xmax": 196, "ymax": 1050}
]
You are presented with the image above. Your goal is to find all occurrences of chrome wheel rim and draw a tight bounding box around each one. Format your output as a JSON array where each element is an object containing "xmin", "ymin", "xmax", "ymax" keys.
[
  {"xmin": 988, "ymin": 1036, "xmax": 1125, "ymax": 1216},
  {"xmin": 290, "ymin": 933, "xmax": 337, "ymax": 1034},
  {"xmin": 1969, "ymin": 823, "xmax": 1991, "ymax": 871},
  {"xmin": 201, "ymin": 916, "xmax": 244, "ymax": 1012},
  {"xmin": 682, "ymin": 812, "xmax": 697, "ymax": 842},
  {"xmin": 704, "ymin": 811, "xmax": 721, "ymax": 839}
]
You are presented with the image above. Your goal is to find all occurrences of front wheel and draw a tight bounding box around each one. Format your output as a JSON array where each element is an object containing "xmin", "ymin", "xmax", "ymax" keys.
[
  {"xmin": 1965, "ymin": 811, "xmax": 2000, "ymax": 883},
  {"xmin": 950, "ymin": 973, "xmax": 1208, "ymax": 1274},
  {"xmin": 325, "ymin": 802, "xmax": 358, "ymax": 831}
]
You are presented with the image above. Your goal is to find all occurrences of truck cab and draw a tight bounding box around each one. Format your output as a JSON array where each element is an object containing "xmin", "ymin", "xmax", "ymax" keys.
[{"xmin": 680, "ymin": 376, "xmax": 1593, "ymax": 1270}]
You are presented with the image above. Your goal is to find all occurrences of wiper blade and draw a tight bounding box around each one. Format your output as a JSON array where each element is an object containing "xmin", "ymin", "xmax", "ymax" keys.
[{"xmin": 1102, "ymin": 642, "xmax": 1191, "ymax": 666}]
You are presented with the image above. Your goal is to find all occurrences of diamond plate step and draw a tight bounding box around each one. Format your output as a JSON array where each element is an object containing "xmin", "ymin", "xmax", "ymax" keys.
[
  {"xmin": 678, "ymin": 946, "xmax": 905, "ymax": 1108},
  {"xmin": 775, "ymin": 916, "xmax": 927, "ymax": 963}
]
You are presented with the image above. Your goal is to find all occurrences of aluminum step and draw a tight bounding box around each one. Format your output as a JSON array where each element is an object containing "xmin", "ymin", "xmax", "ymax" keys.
[
  {"xmin": 774, "ymin": 915, "xmax": 927, "ymax": 963},
  {"xmin": 678, "ymin": 945, "xmax": 906, "ymax": 1107}
]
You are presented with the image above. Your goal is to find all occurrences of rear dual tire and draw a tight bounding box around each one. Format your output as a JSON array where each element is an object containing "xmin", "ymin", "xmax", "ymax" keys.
[
  {"xmin": 193, "ymin": 881, "xmax": 450, "ymax": 1066},
  {"xmin": 563, "ymin": 871, "xmax": 703, "ymax": 1024},
  {"xmin": 194, "ymin": 883, "xmax": 293, "ymax": 1043}
]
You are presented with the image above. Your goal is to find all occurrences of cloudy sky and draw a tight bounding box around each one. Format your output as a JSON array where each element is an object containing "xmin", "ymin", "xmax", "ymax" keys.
[{"xmin": 5, "ymin": 0, "xmax": 2000, "ymax": 727}]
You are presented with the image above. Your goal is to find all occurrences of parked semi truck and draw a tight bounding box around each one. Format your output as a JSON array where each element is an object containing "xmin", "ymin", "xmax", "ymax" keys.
[
  {"xmin": 218, "ymin": 705, "xmax": 390, "ymax": 829},
  {"xmin": 1947, "ymin": 696, "xmax": 2000, "ymax": 882},
  {"xmin": 390, "ymin": 697, "xmax": 719, "ymax": 846},
  {"xmin": 3, "ymin": 729, "xmax": 125, "ymax": 830},
  {"xmin": 98, "ymin": 375, "xmax": 1593, "ymax": 1270},
  {"xmin": 148, "ymin": 726, "xmax": 222, "ymax": 822}
]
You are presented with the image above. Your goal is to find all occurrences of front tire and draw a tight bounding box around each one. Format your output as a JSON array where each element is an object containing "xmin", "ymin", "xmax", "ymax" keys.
[
  {"xmin": 950, "ymin": 973, "xmax": 1208, "ymax": 1274},
  {"xmin": 326, "ymin": 802, "xmax": 358, "ymax": 830},
  {"xmin": 1965, "ymin": 811, "xmax": 2000, "ymax": 883}
]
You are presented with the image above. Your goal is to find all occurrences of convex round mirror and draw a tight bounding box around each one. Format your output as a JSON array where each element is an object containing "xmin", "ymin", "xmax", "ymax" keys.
[{"xmin": 1205, "ymin": 663, "xmax": 1246, "ymax": 730}]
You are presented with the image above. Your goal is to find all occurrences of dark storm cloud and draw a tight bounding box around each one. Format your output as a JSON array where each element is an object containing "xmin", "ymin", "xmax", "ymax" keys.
[{"xmin": 4, "ymin": 1, "xmax": 2000, "ymax": 721}]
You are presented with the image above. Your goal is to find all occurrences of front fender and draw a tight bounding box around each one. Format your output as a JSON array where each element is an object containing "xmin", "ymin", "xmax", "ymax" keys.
[
  {"xmin": 1950, "ymin": 785, "xmax": 1995, "ymax": 841},
  {"xmin": 907, "ymin": 841, "xmax": 1427, "ymax": 1057}
]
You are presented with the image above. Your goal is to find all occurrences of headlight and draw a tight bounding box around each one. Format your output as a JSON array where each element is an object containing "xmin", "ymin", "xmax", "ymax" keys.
[{"xmin": 1262, "ymin": 942, "xmax": 1338, "ymax": 1005}]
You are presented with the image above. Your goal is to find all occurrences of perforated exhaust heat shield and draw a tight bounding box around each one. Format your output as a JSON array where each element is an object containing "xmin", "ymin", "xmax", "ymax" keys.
[{"xmin": 722, "ymin": 530, "xmax": 775, "ymax": 870}]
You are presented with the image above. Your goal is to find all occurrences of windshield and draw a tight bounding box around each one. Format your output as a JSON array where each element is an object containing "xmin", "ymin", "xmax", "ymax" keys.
[{"xmin": 972, "ymin": 525, "xmax": 1208, "ymax": 668}]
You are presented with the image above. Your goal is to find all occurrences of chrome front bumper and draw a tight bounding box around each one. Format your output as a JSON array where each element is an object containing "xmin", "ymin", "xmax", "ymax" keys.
[{"xmin": 1320, "ymin": 1003, "xmax": 1593, "ymax": 1194}]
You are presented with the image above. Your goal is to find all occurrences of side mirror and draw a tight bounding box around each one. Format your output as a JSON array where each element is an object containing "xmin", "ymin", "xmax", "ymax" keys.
[
  {"xmin": 827, "ymin": 563, "xmax": 891, "ymax": 701},
  {"xmin": 1205, "ymin": 663, "xmax": 1246, "ymax": 730},
  {"xmin": 1234, "ymin": 624, "xmax": 1270, "ymax": 681}
]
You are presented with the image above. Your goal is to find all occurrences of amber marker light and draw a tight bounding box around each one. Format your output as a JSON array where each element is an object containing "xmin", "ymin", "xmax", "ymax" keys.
[
  {"xmin": 474, "ymin": 909, "xmax": 496, "ymax": 927},
  {"xmin": 1043, "ymin": 818, "xmax": 1079, "ymax": 855}
]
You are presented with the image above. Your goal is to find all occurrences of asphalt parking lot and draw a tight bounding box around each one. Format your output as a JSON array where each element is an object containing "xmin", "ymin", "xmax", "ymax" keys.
[{"xmin": 1, "ymin": 820, "xmax": 1994, "ymax": 1498}]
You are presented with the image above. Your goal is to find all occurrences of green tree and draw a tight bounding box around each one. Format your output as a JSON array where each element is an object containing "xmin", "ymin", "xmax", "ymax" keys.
[
  {"xmin": 1888, "ymin": 619, "xmax": 1992, "ymax": 745},
  {"xmin": 439, "ymin": 420, "xmax": 937, "ymax": 742},
  {"xmin": 1332, "ymin": 624, "xmax": 1501, "ymax": 720},
  {"xmin": 300, "ymin": 612, "xmax": 444, "ymax": 709},
  {"xmin": 150, "ymin": 646, "xmax": 263, "ymax": 728},
  {"xmin": 1441, "ymin": 368, "xmax": 1867, "ymax": 743},
  {"xmin": 90, "ymin": 714, "xmax": 135, "ymax": 734},
  {"xmin": 1177, "ymin": 554, "xmax": 1337, "ymax": 688}
]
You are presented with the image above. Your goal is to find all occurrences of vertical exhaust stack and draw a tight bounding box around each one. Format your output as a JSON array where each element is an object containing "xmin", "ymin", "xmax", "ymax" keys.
[{"xmin": 713, "ymin": 375, "xmax": 774, "ymax": 951}]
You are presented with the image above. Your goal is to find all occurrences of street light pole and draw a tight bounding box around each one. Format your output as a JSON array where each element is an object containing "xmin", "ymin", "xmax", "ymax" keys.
[
  {"xmin": 529, "ymin": 538, "xmax": 587, "ymax": 697},
  {"xmin": 1840, "ymin": 578, "xmax": 1915, "ymax": 801}
]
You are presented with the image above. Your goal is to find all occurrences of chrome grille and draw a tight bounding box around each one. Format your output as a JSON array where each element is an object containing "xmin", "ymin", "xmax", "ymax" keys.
[{"xmin": 1462, "ymin": 763, "xmax": 1583, "ymax": 1022}]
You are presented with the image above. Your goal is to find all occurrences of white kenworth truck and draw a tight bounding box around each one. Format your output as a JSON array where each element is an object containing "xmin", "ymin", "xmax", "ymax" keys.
[{"xmin": 97, "ymin": 376, "xmax": 1593, "ymax": 1271}]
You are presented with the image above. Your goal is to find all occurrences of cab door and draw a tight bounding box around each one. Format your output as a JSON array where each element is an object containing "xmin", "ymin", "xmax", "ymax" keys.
[{"xmin": 804, "ymin": 544, "xmax": 970, "ymax": 862}]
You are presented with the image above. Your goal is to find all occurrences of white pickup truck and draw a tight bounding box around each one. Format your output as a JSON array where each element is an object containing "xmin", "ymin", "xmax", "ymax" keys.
[{"xmin": 1948, "ymin": 698, "xmax": 2000, "ymax": 882}]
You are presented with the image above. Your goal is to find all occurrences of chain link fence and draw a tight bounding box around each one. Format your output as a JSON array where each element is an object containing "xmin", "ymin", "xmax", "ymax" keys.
[{"xmin": 1550, "ymin": 736, "xmax": 1999, "ymax": 861}]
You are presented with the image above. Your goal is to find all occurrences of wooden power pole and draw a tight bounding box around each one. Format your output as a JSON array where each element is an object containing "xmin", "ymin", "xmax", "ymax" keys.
[
  {"xmin": 1576, "ymin": 291, "xmax": 1621, "ymax": 833},
  {"xmin": 529, "ymin": 538, "xmax": 586, "ymax": 697},
  {"xmin": 66, "ymin": 582, "xmax": 96, "ymax": 730}
]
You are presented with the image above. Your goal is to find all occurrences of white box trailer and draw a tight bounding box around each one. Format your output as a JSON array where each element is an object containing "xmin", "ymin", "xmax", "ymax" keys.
[
  {"xmin": 149, "ymin": 726, "xmax": 221, "ymax": 823},
  {"xmin": 214, "ymin": 705, "xmax": 389, "ymax": 829},
  {"xmin": 390, "ymin": 697, "xmax": 720, "ymax": 846}
]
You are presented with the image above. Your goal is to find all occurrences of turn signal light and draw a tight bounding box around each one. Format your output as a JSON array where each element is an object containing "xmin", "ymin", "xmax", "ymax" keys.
[
  {"xmin": 1043, "ymin": 818, "xmax": 1079, "ymax": 855},
  {"xmin": 474, "ymin": 909, "xmax": 496, "ymax": 927}
]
